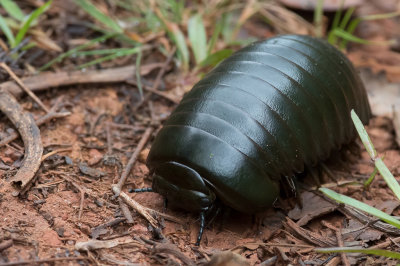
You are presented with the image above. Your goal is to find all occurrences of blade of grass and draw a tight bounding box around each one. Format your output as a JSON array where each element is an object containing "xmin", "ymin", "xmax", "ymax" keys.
[
  {"xmin": 341, "ymin": 11, "xmax": 400, "ymax": 49},
  {"xmin": 74, "ymin": 0, "xmax": 123, "ymax": 33},
  {"xmin": 77, "ymin": 46, "xmax": 142, "ymax": 69},
  {"xmin": 1, "ymin": 0, "xmax": 25, "ymax": 21},
  {"xmin": 153, "ymin": 7, "xmax": 189, "ymax": 70},
  {"xmin": 135, "ymin": 49, "xmax": 143, "ymax": 99},
  {"xmin": 338, "ymin": 7, "xmax": 355, "ymax": 29},
  {"xmin": 188, "ymin": 14, "xmax": 207, "ymax": 64},
  {"xmin": 207, "ymin": 18, "xmax": 222, "ymax": 55},
  {"xmin": 327, "ymin": 0, "xmax": 345, "ymax": 44},
  {"xmin": 364, "ymin": 164, "xmax": 379, "ymax": 187},
  {"xmin": 320, "ymin": 187, "xmax": 400, "ymax": 229},
  {"xmin": 39, "ymin": 33, "xmax": 116, "ymax": 71},
  {"xmin": 221, "ymin": 13, "xmax": 235, "ymax": 43},
  {"xmin": 167, "ymin": 25, "xmax": 189, "ymax": 70},
  {"xmin": 73, "ymin": 47, "xmax": 136, "ymax": 56},
  {"xmin": 0, "ymin": 14, "xmax": 15, "ymax": 47},
  {"xmin": 375, "ymin": 158, "xmax": 400, "ymax": 201},
  {"xmin": 351, "ymin": 109, "xmax": 377, "ymax": 158},
  {"xmin": 352, "ymin": 110, "xmax": 400, "ymax": 200},
  {"xmin": 332, "ymin": 28, "xmax": 374, "ymax": 46},
  {"xmin": 13, "ymin": 0, "xmax": 53, "ymax": 48},
  {"xmin": 313, "ymin": 0, "xmax": 324, "ymax": 37},
  {"xmin": 315, "ymin": 247, "xmax": 400, "ymax": 259},
  {"xmin": 198, "ymin": 49, "xmax": 233, "ymax": 68}
]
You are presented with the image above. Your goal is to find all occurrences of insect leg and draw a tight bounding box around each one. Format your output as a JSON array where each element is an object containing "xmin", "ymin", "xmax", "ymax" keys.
[
  {"xmin": 195, "ymin": 211, "xmax": 206, "ymax": 246},
  {"xmin": 129, "ymin": 188, "xmax": 153, "ymax": 193}
]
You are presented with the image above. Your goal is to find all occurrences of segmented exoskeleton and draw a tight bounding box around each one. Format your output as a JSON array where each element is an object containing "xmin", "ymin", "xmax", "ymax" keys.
[{"xmin": 139, "ymin": 35, "xmax": 371, "ymax": 245}]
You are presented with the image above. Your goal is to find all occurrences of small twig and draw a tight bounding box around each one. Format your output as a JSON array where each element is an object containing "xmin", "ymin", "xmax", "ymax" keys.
[
  {"xmin": 132, "ymin": 47, "xmax": 177, "ymax": 112},
  {"xmin": 106, "ymin": 122, "xmax": 113, "ymax": 155},
  {"xmin": 0, "ymin": 239, "xmax": 13, "ymax": 251},
  {"xmin": 0, "ymin": 62, "xmax": 49, "ymax": 112},
  {"xmin": 41, "ymin": 147, "xmax": 72, "ymax": 162},
  {"xmin": 115, "ymin": 127, "xmax": 154, "ymax": 191},
  {"xmin": 75, "ymin": 237, "xmax": 140, "ymax": 251},
  {"xmin": 153, "ymin": 47, "xmax": 176, "ymax": 91},
  {"xmin": 284, "ymin": 218, "xmax": 336, "ymax": 247},
  {"xmin": 1, "ymin": 63, "xmax": 163, "ymax": 98},
  {"xmin": 321, "ymin": 221, "xmax": 350, "ymax": 266},
  {"xmin": 91, "ymin": 218, "xmax": 126, "ymax": 239},
  {"xmin": 274, "ymin": 247, "xmax": 290, "ymax": 264},
  {"xmin": 119, "ymin": 197, "xmax": 134, "ymax": 224},
  {"xmin": 0, "ymin": 256, "xmax": 89, "ymax": 266},
  {"xmin": 232, "ymin": 242, "xmax": 315, "ymax": 251},
  {"xmin": 152, "ymin": 243, "xmax": 195, "ymax": 266},
  {"xmin": 113, "ymin": 190, "xmax": 158, "ymax": 228},
  {"xmin": 369, "ymin": 236, "xmax": 400, "ymax": 249},
  {"xmin": 127, "ymin": 79, "xmax": 179, "ymax": 104},
  {"xmin": 60, "ymin": 174, "xmax": 86, "ymax": 220},
  {"xmin": 143, "ymin": 206, "xmax": 184, "ymax": 225}
]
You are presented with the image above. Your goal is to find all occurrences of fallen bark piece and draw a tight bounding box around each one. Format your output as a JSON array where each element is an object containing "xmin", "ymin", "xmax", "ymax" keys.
[
  {"xmin": 0, "ymin": 89, "xmax": 43, "ymax": 190},
  {"xmin": 75, "ymin": 238, "xmax": 138, "ymax": 251}
]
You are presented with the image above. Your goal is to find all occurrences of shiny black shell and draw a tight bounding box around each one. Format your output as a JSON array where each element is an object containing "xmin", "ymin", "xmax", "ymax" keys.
[{"xmin": 146, "ymin": 34, "xmax": 371, "ymax": 213}]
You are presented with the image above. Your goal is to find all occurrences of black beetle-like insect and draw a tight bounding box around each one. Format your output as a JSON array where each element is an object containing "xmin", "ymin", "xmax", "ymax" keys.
[{"xmin": 138, "ymin": 34, "xmax": 371, "ymax": 245}]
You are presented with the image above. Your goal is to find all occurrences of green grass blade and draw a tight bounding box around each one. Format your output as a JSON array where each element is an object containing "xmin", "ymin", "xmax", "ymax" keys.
[
  {"xmin": 362, "ymin": 11, "xmax": 400, "ymax": 21},
  {"xmin": 77, "ymin": 46, "xmax": 142, "ymax": 69},
  {"xmin": 313, "ymin": 0, "xmax": 324, "ymax": 37},
  {"xmin": 14, "ymin": 0, "xmax": 53, "ymax": 48},
  {"xmin": 364, "ymin": 165, "xmax": 379, "ymax": 187},
  {"xmin": 73, "ymin": 47, "xmax": 135, "ymax": 56},
  {"xmin": 316, "ymin": 247, "xmax": 400, "ymax": 259},
  {"xmin": 74, "ymin": 0, "xmax": 123, "ymax": 33},
  {"xmin": 1, "ymin": 0, "xmax": 25, "ymax": 21},
  {"xmin": 39, "ymin": 33, "xmax": 116, "ymax": 71},
  {"xmin": 327, "ymin": 0, "xmax": 344, "ymax": 44},
  {"xmin": 341, "ymin": 12, "xmax": 400, "ymax": 48},
  {"xmin": 0, "ymin": 14, "xmax": 15, "ymax": 46},
  {"xmin": 320, "ymin": 188, "xmax": 400, "ymax": 229},
  {"xmin": 375, "ymin": 158, "xmax": 400, "ymax": 201},
  {"xmin": 167, "ymin": 25, "xmax": 189, "ymax": 70},
  {"xmin": 188, "ymin": 14, "xmax": 207, "ymax": 64},
  {"xmin": 339, "ymin": 7, "xmax": 355, "ymax": 29},
  {"xmin": 333, "ymin": 29, "xmax": 370, "ymax": 45},
  {"xmin": 135, "ymin": 49, "xmax": 143, "ymax": 99},
  {"xmin": 199, "ymin": 49, "xmax": 233, "ymax": 68},
  {"xmin": 207, "ymin": 19, "xmax": 222, "ymax": 55},
  {"xmin": 351, "ymin": 110, "xmax": 377, "ymax": 158}
]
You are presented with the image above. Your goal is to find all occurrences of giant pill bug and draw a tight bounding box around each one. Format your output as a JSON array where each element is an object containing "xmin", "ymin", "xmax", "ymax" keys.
[{"xmin": 141, "ymin": 34, "xmax": 372, "ymax": 245}]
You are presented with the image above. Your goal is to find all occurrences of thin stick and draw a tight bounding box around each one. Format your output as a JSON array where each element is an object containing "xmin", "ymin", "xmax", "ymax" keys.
[
  {"xmin": 115, "ymin": 190, "xmax": 158, "ymax": 228},
  {"xmin": 152, "ymin": 47, "xmax": 176, "ymax": 91},
  {"xmin": 322, "ymin": 221, "xmax": 350, "ymax": 266},
  {"xmin": 0, "ymin": 239, "xmax": 13, "ymax": 251},
  {"xmin": 1, "ymin": 63, "xmax": 163, "ymax": 98},
  {"xmin": 115, "ymin": 127, "xmax": 153, "ymax": 191},
  {"xmin": 60, "ymin": 174, "xmax": 86, "ymax": 220},
  {"xmin": 0, "ymin": 256, "xmax": 89, "ymax": 266},
  {"xmin": 336, "ymin": 230, "xmax": 350, "ymax": 266},
  {"xmin": 41, "ymin": 147, "xmax": 72, "ymax": 162},
  {"xmin": 0, "ymin": 62, "xmax": 49, "ymax": 112},
  {"xmin": 119, "ymin": 197, "xmax": 134, "ymax": 224}
]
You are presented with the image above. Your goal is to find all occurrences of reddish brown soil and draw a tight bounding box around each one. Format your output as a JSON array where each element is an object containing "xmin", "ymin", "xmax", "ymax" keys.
[{"xmin": 0, "ymin": 81, "xmax": 400, "ymax": 265}]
